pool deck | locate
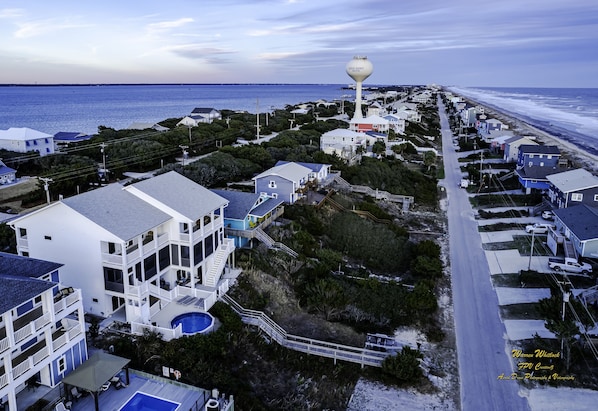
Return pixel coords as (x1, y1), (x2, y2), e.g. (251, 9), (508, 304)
(67, 370), (212, 411)
(150, 299), (210, 329)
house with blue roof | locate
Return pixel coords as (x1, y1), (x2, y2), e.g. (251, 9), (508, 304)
(53, 132), (92, 152)
(516, 145), (562, 193)
(546, 168), (598, 209)
(0, 252), (87, 411)
(10, 171), (235, 341)
(547, 205), (598, 259)
(0, 160), (16, 185)
(211, 189), (284, 248)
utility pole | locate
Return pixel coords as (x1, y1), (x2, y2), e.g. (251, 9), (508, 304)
(39, 177), (53, 204)
(288, 119), (295, 129)
(187, 125), (192, 144)
(100, 142), (107, 182)
(256, 98), (260, 141)
(179, 145), (188, 167)
(528, 228), (535, 271)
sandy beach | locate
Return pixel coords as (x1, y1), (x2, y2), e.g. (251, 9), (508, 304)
(457, 96), (598, 175)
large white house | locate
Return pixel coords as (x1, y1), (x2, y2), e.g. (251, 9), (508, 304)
(0, 128), (54, 157)
(10, 171), (235, 339)
(320, 128), (366, 164)
(0, 253), (87, 411)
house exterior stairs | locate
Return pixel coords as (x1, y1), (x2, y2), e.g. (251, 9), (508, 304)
(204, 238), (235, 287)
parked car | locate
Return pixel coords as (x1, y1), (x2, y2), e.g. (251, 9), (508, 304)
(541, 210), (554, 220)
(548, 257), (593, 275)
(525, 223), (555, 234)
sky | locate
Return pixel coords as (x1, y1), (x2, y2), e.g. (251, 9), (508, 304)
(0, 0), (597, 87)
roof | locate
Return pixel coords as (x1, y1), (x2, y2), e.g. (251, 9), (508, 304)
(554, 205), (598, 241)
(53, 132), (91, 142)
(211, 189), (284, 219)
(0, 127), (52, 141)
(129, 171), (228, 220)
(0, 252), (61, 313)
(0, 275), (54, 314)
(0, 251), (62, 278)
(517, 166), (565, 180)
(274, 161), (330, 173)
(62, 351), (131, 393)
(322, 128), (364, 138)
(210, 189), (261, 220)
(519, 144), (561, 155)
(62, 184), (172, 241)
(253, 162), (311, 183)
(546, 168), (598, 192)
(192, 108), (219, 114)
(505, 136), (536, 145)
(0, 160), (16, 175)
(251, 197), (284, 217)
(350, 115), (389, 124)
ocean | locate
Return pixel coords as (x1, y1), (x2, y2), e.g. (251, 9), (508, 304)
(448, 86), (598, 156)
(0, 84), (346, 135)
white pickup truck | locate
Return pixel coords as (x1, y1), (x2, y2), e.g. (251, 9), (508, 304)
(548, 257), (593, 275)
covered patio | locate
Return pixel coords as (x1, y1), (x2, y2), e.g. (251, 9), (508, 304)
(61, 352), (130, 411)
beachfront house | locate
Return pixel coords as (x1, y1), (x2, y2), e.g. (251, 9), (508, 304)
(275, 161), (332, 184)
(0, 253), (87, 411)
(9, 171), (235, 339)
(349, 115), (390, 134)
(210, 189), (285, 248)
(0, 160), (16, 185)
(546, 168), (598, 209)
(366, 101), (384, 117)
(547, 205), (598, 259)
(516, 145), (561, 169)
(503, 136), (537, 162)
(253, 162), (313, 204)
(320, 128), (367, 164)
(53, 132), (92, 152)
(0, 127), (54, 157)
(383, 114), (406, 135)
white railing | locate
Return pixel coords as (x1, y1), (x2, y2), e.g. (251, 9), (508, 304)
(179, 232), (190, 242)
(53, 333), (68, 350)
(254, 228), (298, 258)
(34, 312), (51, 331)
(68, 324), (83, 340)
(204, 239), (235, 287)
(127, 282), (149, 298)
(148, 283), (175, 302)
(13, 359), (32, 379)
(33, 346), (49, 364)
(55, 289), (82, 314)
(221, 295), (388, 368)
(131, 321), (183, 342)
(101, 252), (122, 265)
(157, 232), (169, 247)
(0, 336), (9, 353)
(14, 324), (33, 344)
(0, 373), (7, 389)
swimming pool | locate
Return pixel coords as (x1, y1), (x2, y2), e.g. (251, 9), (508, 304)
(171, 312), (215, 335)
(118, 392), (179, 411)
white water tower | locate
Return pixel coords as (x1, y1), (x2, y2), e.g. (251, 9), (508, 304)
(346, 56), (373, 119)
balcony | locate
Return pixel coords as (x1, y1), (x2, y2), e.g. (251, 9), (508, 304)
(101, 251), (123, 265)
(12, 341), (49, 380)
(52, 318), (84, 351)
(54, 289), (81, 314)
(13, 309), (51, 344)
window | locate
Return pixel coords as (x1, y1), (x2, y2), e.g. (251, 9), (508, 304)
(58, 356), (67, 374)
(44, 235), (52, 240)
(194, 241), (203, 263)
(19, 228), (27, 238)
(34, 295), (42, 304)
(539, 162), (544, 167)
(571, 193), (583, 202)
(158, 246), (170, 271)
(594, 194), (598, 202)
(528, 162), (533, 167)
(268, 180), (277, 189)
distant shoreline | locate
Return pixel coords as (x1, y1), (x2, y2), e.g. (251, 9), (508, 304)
(452, 93), (598, 175)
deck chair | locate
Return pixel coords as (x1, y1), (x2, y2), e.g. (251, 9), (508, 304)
(70, 387), (82, 399)
(55, 402), (69, 411)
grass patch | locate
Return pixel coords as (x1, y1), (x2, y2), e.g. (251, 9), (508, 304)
(493, 270), (597, 289)
(500, 303), (543, 320)
(478, 222), (525, 232)
(478, 209), (529, 219)
(482, 235), (551, 256)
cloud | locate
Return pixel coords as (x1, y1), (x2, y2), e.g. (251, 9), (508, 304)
(167, 44), (237, 64)
(146, 17), (194, 32)
(0, 8), (24, 19)
(14, 19), (92, 39)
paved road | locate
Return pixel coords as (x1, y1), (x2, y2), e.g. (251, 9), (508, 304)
(439, 98), (530, 411)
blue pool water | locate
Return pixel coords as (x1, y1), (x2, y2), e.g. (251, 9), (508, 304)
(118, 392), (179, 411)
(171, 312), (214, 334)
